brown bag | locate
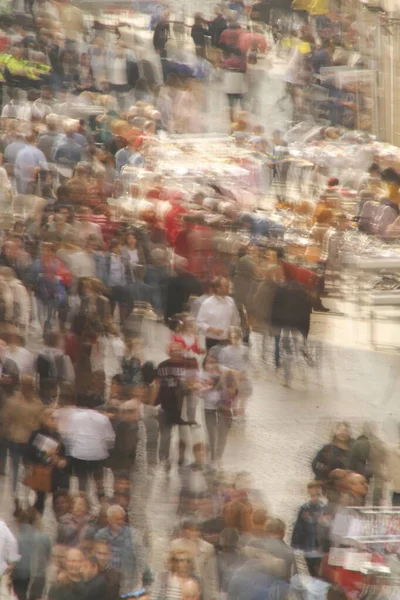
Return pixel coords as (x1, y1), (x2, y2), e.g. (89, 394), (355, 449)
(24, 464), (53, 493)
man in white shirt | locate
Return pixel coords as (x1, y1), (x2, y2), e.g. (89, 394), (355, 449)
(196, 277), (240, 351)
(62, 405), (115, 499)
(0, 520), (20, 578)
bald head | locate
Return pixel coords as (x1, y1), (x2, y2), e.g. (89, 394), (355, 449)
(107, 505), (126, 531)
(181, 579), (201, 600)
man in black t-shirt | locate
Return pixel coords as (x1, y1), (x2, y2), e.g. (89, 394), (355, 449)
(156, 342), (196, 468)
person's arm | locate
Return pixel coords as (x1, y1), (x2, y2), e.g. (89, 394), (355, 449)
(3, 524), (21, 567)
(104, 416), (116, 450)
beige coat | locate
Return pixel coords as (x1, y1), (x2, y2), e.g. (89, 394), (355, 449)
(169, 538), (219, 600)
(1, 393), (43, 443)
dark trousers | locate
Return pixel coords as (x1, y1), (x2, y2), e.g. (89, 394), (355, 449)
(158, 412), (186, 465)
(109, 286), (132, 323)
(305, 557), (322, 578)
(204, 409), (217, 462)
(393, 492), (400, 506)
(70, 457), (105, 498)
(13, 579), (30, 600)
(205, 338), (227, 351)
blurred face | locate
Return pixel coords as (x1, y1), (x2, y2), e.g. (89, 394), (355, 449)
(66, 549), (83, 580)
(173, 553), (191, 576)
(184, 526), (200, 542)
(229, 331), (241, 346)
(108, 510), (125, 531)
(94, 543), (110, 569)
(335, 423), (350, 443)
(72, 497), (88, 518)
(55, 495), (70, 516)
(126, 234), (137, 248)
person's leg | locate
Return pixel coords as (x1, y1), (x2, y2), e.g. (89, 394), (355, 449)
(33, 491), (46, 515)
(9, 441), (21, 494)
(29, 576), (46, 600)
(204, 409), (218, 463)
(92, 460), (105, 500)
(13, 579), (30, 600)
(216, 412), (232, 462)
(158, 412), (173, 465)
(372, 475), (384, 506)
(72, 458), (88, 492)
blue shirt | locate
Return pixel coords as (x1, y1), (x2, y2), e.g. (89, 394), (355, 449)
(15, 145), (48, 185)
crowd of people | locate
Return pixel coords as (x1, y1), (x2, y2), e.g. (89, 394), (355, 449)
(0, 1), (397, 600)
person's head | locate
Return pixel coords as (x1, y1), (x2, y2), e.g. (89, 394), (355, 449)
(109, 239), (122, 255)
(93, 540), (111, 570)
(368, 162), (380, 178)
(203, 354), (219, 373)
(347, 472), (368, 500)
(126, 231), (138, 249)
(51, 544), (68, 569)
(72, 493), (91, 518)
(181, 579), (201, 600)
(181, 519), (201, 541)
(252, 508), (268, 530)
(333, 421), (351, 445)
(14, 505), (40, 527)
(119, 399), (140, 423)
(168, 548), (193, 576)
(307, 482), (322, 503)
(53, 490), (73, 518)
(81, 555), (100, 582)
(228, 326), (241, 347)
(65, 548), (83, 581)
(327, 177), (339, 189)
(265, 518), (285, 539)
(107, 505), (126, 532)
(212, 276), (229, 297)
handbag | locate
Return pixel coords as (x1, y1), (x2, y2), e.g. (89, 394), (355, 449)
(24, 463), (53, 493)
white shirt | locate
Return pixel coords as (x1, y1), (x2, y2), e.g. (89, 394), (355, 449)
(69, 250), (97, 279)
(110, 56), (128, 85)
(0, 521), (20, 576)
(196, 295), (240, 340)
(5, 346), (34, 375)
(62, 408), (115, 460)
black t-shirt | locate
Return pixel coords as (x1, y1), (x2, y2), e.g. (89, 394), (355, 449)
(156, 358), (193, 424)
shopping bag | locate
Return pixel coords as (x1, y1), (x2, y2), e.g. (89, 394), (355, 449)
(23, 464), (52, 493)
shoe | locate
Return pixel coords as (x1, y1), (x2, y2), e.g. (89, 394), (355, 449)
(314, 304), (330, 312)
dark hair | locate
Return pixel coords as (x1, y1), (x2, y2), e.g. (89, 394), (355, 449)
(181, 518), (200, 531)
(368, 162), (380, 174)
(141, 361), (157, 384)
